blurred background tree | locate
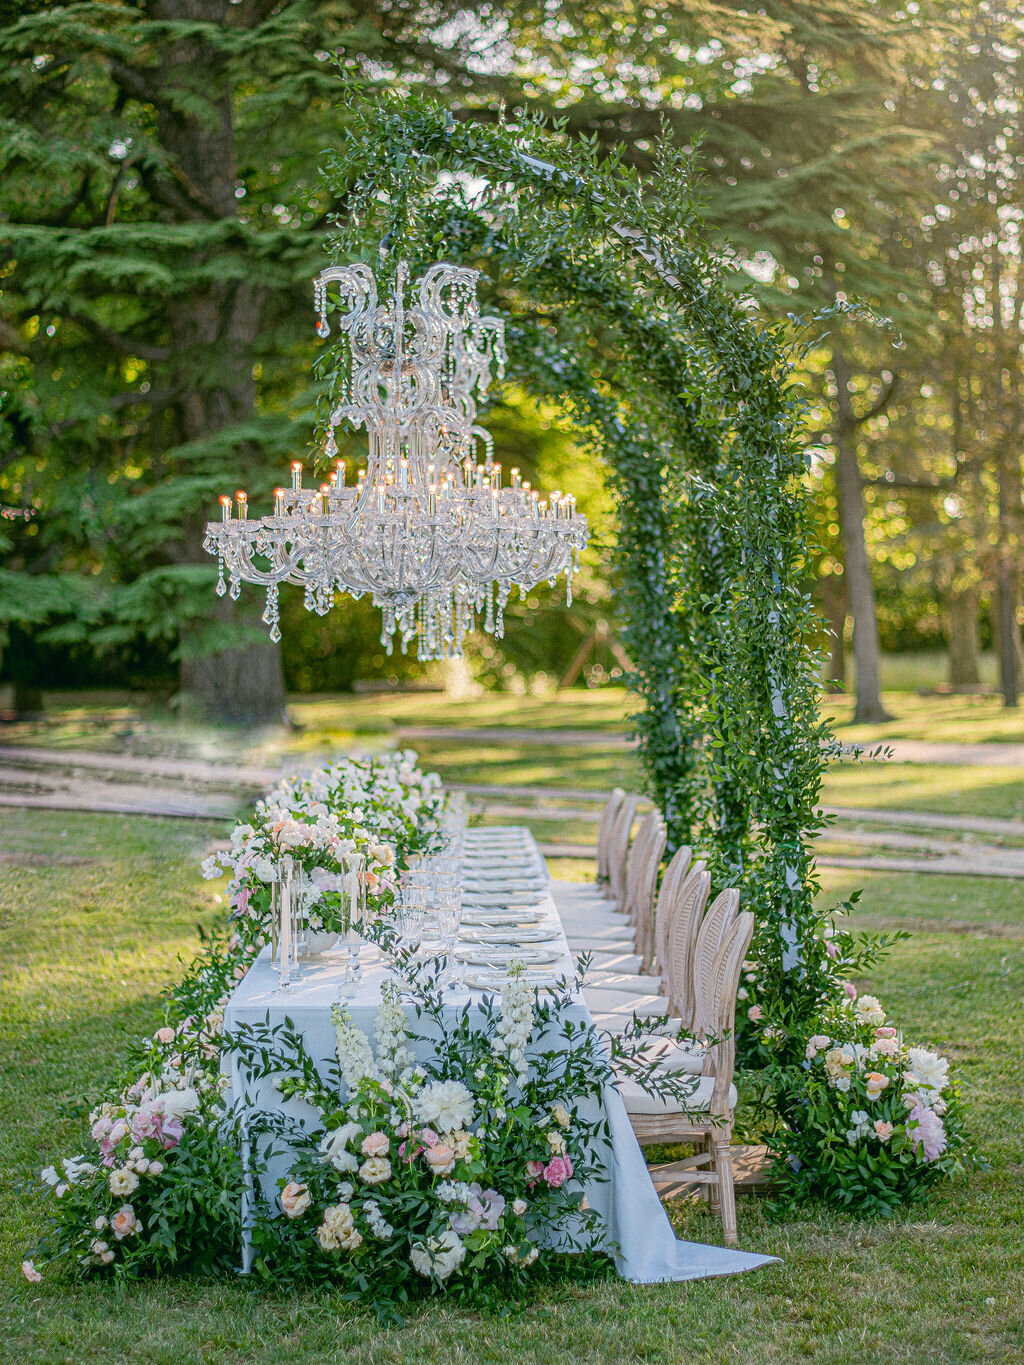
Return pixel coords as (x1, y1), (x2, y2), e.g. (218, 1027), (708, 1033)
(2, 0), (1023, 715)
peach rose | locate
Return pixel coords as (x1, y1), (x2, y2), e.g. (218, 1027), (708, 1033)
(280, 1180), (312, 1219)
(111, 1205), (141, 1240)
(155, 1027), (175, 1044)
(21, 1260), (42, 1284)
(423, 1144), (456, 1176)
(361, 1131), (390, 1158)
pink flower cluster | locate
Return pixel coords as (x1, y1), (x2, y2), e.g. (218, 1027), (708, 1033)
(91, 1102), (183, 1166)
(907, 1103), (948, 1162)
(525, 1155), (574, 1189)
(449, 1185), (506, 1234)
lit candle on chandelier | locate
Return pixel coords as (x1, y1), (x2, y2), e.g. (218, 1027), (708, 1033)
(510, 467), (521, 490)
(335, 458), (346, 486)
(376, 483), (386, 513)
(463, 457), (474, 485)
(235, 490), (248, 519)
(530, 489), (539, 520)
(291, 461), (303, 491)
(490, 486), (499, 517)
(219, 495), (232, 521)
(398, 457), (409, 489)
(273, 487), (285, 516)
(491, 463), (502, 490)
(319, 484), (330, 513)
(428, 484), (437, 515)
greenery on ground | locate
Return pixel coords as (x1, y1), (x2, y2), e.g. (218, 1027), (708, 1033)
(3, 810), (1022, 1363)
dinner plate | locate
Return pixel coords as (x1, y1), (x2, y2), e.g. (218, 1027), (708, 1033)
(458, 945), (564, 967)
(460, 926), (560, 944)
(461, 910), (547, 927)
(463, 891), (543, 906)
(465, 971), (564, 992)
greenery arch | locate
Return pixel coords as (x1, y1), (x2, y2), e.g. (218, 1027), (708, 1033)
(318, 88), (864, 1055)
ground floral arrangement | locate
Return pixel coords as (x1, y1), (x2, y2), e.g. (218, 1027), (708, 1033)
(229, 962), (615, 1313)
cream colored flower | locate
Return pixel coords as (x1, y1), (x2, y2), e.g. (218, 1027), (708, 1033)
(360, 1131), (390, 1158)
(551, 1103), (571, 1130)
(358, 1156), (392, 1185)
(316, 1202), (362, 1252)
(423, 1144), (456, 1176)
(410, 1230), (466, 1280)
(108, 1167), (140, 1198)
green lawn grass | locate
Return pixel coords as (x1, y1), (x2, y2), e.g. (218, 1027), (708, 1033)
(3, 810), (1023, 1363)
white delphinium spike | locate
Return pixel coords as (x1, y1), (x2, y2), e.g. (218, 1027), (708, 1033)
(331, 1003), (378, 1088)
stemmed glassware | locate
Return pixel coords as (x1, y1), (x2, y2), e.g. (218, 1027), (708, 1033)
(396, 878), (426, 956)
(435, 875), (464, 991)
(337, 852), (367, 999)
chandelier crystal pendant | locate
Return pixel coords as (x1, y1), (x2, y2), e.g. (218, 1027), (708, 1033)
(203, 259), (589, 661)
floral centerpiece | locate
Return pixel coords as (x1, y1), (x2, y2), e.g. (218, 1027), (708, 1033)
(228, 964), (613, 1309)
(764, 990), (971, 1215)
(200, 752), (444, 948)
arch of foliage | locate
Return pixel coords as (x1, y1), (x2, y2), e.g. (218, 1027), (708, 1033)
(319, 88), (879, 1056)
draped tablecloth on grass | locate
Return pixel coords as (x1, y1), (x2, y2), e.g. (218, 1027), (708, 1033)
(223, 829), (777, 1283)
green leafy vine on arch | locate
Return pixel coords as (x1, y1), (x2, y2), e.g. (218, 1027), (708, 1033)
(316, 84), (855, 1049)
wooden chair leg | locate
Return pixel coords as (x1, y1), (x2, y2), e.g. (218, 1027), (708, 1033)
(705, 1135), (721, 1215)
(714, 1137), (738, 1247)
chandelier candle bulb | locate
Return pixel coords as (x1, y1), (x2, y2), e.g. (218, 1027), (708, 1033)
(290, 461), (302, 491)
(492, 463), (501, 489)
(399, 457), (409, 489)
(235, 492), (247, 519)
(219, 495), (232, 521)
(511, 467), (520, 490)
(274, 488), (285, 516)
(335, 459), (346, 486)
(428, 485), (437, 515)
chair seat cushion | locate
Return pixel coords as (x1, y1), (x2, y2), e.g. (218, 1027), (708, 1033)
(578, 948), (643, 973)
(616, 1074), (737, 1115)
(581, 971), (661, 994)
(589, 1012), (683, 1037)
(583, 987), (673, 1018)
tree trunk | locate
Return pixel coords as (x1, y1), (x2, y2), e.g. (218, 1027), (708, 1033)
(947, 586), (980, 689)
(830, 347), (892, 724)
(994, 564), (1020, 708)
(819, 572), (847, 691)
(149, 0), (285, 724)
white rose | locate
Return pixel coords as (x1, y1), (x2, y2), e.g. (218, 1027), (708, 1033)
(160, 1088), (200, 1120)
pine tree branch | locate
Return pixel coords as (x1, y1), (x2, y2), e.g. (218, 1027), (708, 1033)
(65, 312), (170, 362)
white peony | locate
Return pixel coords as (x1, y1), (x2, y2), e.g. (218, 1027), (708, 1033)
(415, 1080), (475, 1135)
(108, 1168), (140, 1197)
(905, 1047), (949, 1100)
(160, 1088), (200, 1120)
(409, 1230), (466, 1281)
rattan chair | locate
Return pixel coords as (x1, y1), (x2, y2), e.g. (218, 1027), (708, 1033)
(606, 792), (639, 908)
(617, 909), (754, 1246)
(596, 788), (625, 888)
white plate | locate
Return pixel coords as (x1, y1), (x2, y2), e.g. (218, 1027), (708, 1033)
(461, 910), (547, 927)
(460, 926), (560, 944)
(465, 971), (564, 992)
(458, 945), (564, 966)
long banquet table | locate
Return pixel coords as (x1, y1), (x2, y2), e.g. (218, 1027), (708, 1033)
(222, 826), (777, 1282)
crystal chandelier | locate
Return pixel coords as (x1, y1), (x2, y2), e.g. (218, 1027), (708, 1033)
(203, 259), (588, 661)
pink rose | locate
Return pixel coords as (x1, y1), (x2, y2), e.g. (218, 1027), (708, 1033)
(361, 1131), (390, 1158)
(233, 966), (246, 979)
(155, 1027), (175, 1045)
(875, 1026), (898, 1039)
(746, 1005), (763, 1022)
(844, 983), (857, 1000)
(543, 1155), (574, 1188)
(21, 1260), (42, 1284)
(423, 1144), (456, 1175)
(525, 1159), (545, 1188)
(395, 1122), (410, 1139)
(874, 1120), (894, 1143)
(91, 1116), (113, 1144)
(419, 1127), (439, 1148)
(147, 1161), (164, 1176)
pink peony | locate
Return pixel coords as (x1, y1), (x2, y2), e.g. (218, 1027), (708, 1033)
(874, 1120), (894, 1143)
(875, 1026), (898, 1039)
(419, 1127), (439, 1148)
(907, 1103), (947, 1162)
(361, 1131), (390, 1158)
(543, 1155), (574, 1188)
(160, 1115), (184, 1149)
(21, 1260), (42, 1284)
(155, 1027), (175, 1045)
